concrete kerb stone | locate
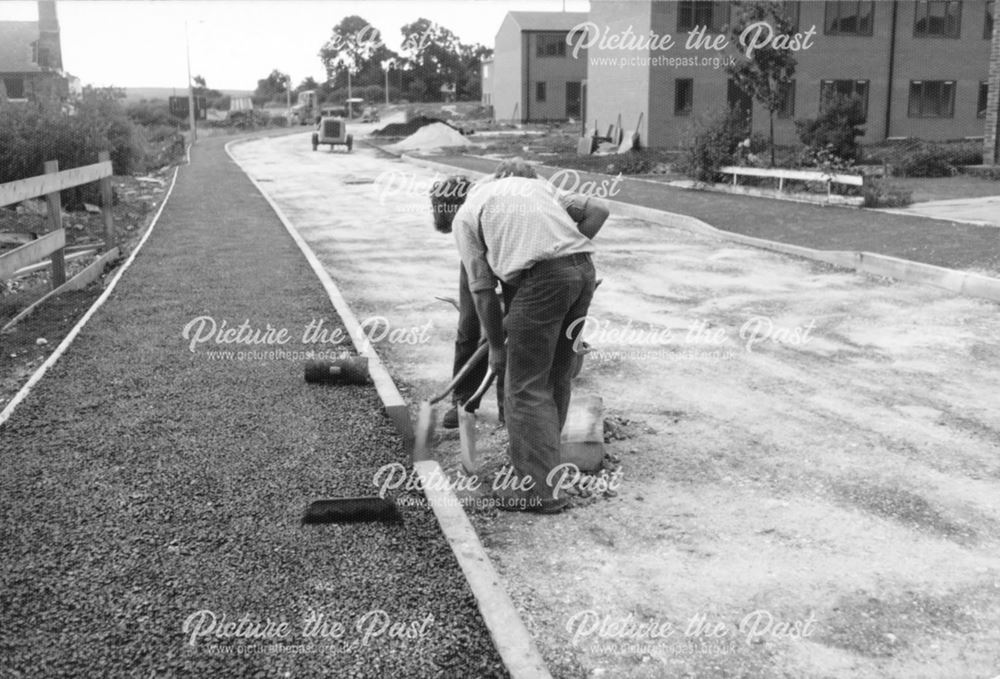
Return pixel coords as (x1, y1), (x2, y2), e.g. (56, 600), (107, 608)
(225, 139), (554, 679)
(224, 138), (414, 447)
(399, 154), (1000, 305)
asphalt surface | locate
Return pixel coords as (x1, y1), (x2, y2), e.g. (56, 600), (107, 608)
(0, 135), (507, 678)
(415, 153), (1000, 275)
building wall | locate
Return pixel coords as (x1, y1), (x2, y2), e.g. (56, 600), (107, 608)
(492, 15), (523, 122)
(986, 3), (1000, 163)
(888, 0), (993, 140)
(586, 0), (993, 148)
(586, 0), (653, 144)
(523, 31), (588, 121)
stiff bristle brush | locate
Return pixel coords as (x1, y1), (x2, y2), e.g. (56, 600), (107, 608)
(301, 497), (402, 525)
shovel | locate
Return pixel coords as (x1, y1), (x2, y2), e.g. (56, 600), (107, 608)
(412, 340), (489, 462)
(458, 366), (497, 474)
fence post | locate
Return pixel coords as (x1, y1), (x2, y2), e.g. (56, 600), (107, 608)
(43, 160), (67, 288)
(98, 151), (115, 248)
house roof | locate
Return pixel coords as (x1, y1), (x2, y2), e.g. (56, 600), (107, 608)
(0, 22), (41, 73)
(507, 11), (589, 32)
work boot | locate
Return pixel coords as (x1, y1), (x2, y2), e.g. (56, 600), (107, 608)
(493, 487), (570, 514)
(442, 406), (459, 429)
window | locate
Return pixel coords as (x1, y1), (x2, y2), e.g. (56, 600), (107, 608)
(987, 1), (995, 38)
(675, 79), (693, 116)
(536, 33), (566, 58)
(977, 81), (989, 118)
(2, 77), (25, 99)
(914, 1), (962, 37)
(821, 79), (870, 119)
(777, 80), (796, 118)
(824, 1), (874, 35)
(677, 1), (730, 32)
(908, 80), (956, 117)
(536, 81), (547, 102)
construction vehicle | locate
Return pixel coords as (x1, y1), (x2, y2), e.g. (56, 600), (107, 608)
(312, 115), (353, 152)
(292, 90), (319, 125)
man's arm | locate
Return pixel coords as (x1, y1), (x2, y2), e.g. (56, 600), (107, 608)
(560, 192), (610, 239)
(453, 204), (505, 373)
(472, 289), (505, 375)
(571, 198), (609, 239)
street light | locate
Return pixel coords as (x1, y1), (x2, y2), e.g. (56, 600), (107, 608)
(184, 20), (196, 143)
(382, 58), (395, 106)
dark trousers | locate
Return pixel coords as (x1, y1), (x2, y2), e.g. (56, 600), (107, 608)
(452, 264), (510, 412)
(504, 253), (596, 500)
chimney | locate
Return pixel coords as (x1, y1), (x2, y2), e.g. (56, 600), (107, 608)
(36, 1), (62, 71)
(38, 0), (59, 33)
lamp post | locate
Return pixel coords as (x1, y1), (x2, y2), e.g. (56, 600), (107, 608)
(286, 75), (292, 123)
(383, 58), (395, 106)
(184, 20), (196, 143)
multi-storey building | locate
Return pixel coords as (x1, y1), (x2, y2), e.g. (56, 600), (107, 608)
(483, 11), (589, 122)
(578, 1), (997, 148)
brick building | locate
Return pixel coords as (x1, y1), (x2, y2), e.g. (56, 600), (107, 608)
(582, 0), (996, 148)
(0, 0), (67, 106)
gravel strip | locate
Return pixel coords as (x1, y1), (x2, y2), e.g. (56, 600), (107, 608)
(415, 153), (1000, 275)
(0, 135), (507, 678)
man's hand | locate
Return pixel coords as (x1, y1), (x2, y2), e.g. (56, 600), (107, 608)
(488, 343), (506, 377)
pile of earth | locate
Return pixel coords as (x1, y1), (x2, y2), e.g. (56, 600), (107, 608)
(371, 115), (462, 137)
(387, 122), (473, 153)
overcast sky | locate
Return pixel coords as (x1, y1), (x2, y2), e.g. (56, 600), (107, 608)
(0, 0), (590, 91)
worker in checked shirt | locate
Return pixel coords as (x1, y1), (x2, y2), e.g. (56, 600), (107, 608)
(440, 173), (609, 513)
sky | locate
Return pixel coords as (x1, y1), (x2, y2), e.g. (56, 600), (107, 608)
(0, 0), (591, 91)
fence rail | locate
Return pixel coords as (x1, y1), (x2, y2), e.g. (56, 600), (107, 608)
(0, 153), (118, 332)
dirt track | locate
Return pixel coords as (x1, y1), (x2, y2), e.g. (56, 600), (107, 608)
(232, 133), (1000, 679)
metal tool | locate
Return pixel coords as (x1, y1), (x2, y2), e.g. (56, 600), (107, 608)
(412, 340), (489, 462)
(458, 367), (497, 474)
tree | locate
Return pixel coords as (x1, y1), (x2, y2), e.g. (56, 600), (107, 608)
(727, 1), (797, 166)
(254, 69), (290, 105)
(398, 19), (463, 100)
(296, 76), (320, 94)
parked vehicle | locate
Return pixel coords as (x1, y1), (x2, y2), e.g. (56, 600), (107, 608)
(361, 106), (380, 123)
(312, 116), (353, 152)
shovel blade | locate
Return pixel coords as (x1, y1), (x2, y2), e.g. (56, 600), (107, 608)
(412, 401), (435, 462)
(458, 408), (479, 474)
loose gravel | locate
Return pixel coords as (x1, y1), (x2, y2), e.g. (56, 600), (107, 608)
(0, 135), (507, 678)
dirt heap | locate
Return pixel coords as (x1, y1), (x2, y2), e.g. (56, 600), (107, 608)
(371, 115), (459, 137)
(387, 122), (472, 153)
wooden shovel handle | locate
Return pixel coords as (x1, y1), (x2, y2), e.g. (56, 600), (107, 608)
(430, 340), (489, 404)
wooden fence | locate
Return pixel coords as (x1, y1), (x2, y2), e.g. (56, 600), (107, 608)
(0, 152), (120, 332)
(719, 165), (867, 203)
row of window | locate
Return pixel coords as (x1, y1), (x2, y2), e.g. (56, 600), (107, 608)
(537, 1), (996, 59)
(672, 1), (994, 40)
(672, 78), (992, 119)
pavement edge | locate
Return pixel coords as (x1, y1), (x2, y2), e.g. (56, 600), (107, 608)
(224, 137), (554, 679)
(401, 154), (1000, 305)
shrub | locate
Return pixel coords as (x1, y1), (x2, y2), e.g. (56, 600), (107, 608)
(863, 138), (983, 177)
(0, 95), (146, 186)
(863, 177), (913, 207)
(795, 93), (866, 161)
(676, 108), (750, 182)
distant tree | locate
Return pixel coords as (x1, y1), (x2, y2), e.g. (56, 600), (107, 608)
(398, 19), (464, 100)
(727, 1), (797, 166)
(296, 76), (321, 94)
(253, 69), (291, 105)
